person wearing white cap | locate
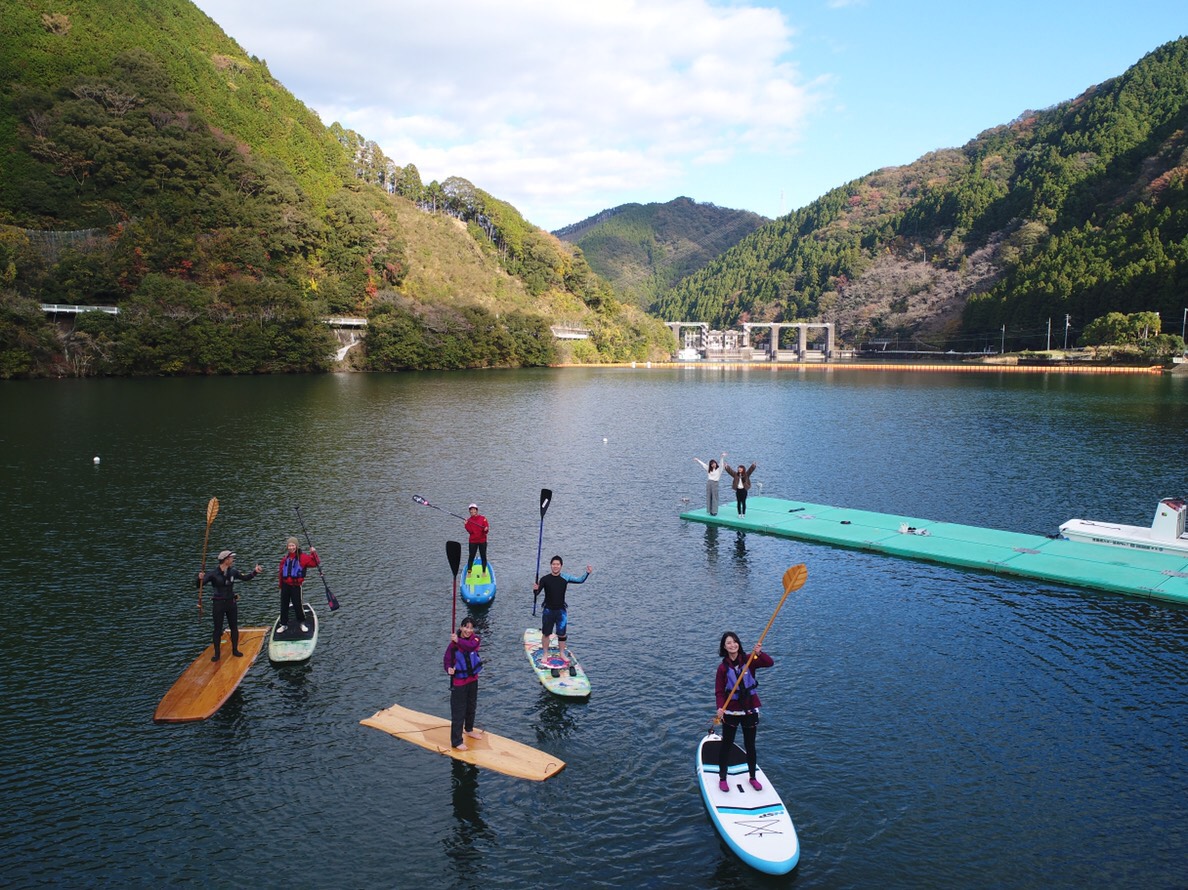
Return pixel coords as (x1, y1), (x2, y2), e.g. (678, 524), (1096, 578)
(463, 504), (490, 577)
(197, 550), (263, 661)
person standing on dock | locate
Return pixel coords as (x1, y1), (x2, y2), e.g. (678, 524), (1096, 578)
(694, 452), (728, 516)
(715, 631), (773, 792)
(444, 617), (484, 750)
(533, 555), (592, 658)
(197, 550), (263, 661)
(724, 461), (757, 516)
(277, 536), (319, 635)
(463, 504), (490, 576)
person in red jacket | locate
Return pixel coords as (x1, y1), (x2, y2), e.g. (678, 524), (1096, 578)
(277, 536), (319, 635)
(715, 631), (774, 792)
(463, 504), (490, 576)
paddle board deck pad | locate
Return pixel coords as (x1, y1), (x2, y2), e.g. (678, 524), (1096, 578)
(697, 733), (799, 875)
(361, 703), (565, 781)
(460, 561), (496, 605)
(268, 602), (318, 662)
(153, 628), (268, 723)
(523, 628), (591, 697)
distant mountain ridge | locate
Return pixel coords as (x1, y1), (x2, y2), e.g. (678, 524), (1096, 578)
(554, 197), (767, 307)
(653, 37), (1188, 354)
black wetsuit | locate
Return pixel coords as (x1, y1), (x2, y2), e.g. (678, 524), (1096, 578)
(199, 566), (259, 657)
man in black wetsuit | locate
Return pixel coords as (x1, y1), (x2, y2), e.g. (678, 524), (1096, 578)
(197, 550), (263, 661)
(532, 555), (592, 658)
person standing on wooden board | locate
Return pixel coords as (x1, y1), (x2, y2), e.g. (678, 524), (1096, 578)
(197, 550), (263, 661)
(715, 631), (773, 792)
(533, 556), (592, 658)
(693, 452), (728, 516)
(277, 536), (319, 634)
(724, 461), (757, 516)
(463, 504), (490, 575)
(444, 617), (484, 750)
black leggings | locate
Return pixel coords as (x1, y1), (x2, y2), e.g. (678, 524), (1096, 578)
(467, 542), (488, 572)
(450, 681), (478, 747)
(735, 488), (748, 515)
(719, 711), (758, 781)
(212, 598), (238, 653)
(280, 583), (303, 624)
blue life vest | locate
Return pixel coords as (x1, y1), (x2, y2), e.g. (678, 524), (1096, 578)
(724, 660), (758, 705)
(452, 647), (482, 680)
(281, 554), (306, 581)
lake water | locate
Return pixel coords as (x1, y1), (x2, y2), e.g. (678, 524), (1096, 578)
(1, 367), (1186, 888)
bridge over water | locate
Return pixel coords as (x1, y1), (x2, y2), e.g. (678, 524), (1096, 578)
(666, 321), (836, 361)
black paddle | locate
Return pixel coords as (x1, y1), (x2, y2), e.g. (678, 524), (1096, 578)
(295, 506), (340, 611)
(447, 540), (462, 633)
(532, 488), (553, 616)
(413, 495), (467, 521)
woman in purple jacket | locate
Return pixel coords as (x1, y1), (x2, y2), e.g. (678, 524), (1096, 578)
(715, 631), (774, 792)
(444, 617), (484, 750)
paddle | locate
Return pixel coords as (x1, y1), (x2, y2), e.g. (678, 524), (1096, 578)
(447, 540), (462, 633)
(413, 495), (467, 522)
(295, 506), (340, 611)
(198, 497), (219, 616)
(532, 488), (553, 616)
(712, 563), (808, 732)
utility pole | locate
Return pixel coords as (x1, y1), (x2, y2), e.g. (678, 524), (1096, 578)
(1064, 314), (1071, 350)
(1047, 318), (1051, 351)
(1001, 324), (1005, 356)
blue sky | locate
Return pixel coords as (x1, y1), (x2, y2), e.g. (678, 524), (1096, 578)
(191, 1), (1186, 232)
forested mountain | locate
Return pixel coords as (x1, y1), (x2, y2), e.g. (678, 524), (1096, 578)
(0, 0), (669, 378)
(553, 197), (767, 308)
(654, 38), (1188, 354)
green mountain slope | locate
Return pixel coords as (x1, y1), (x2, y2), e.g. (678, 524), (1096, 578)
(654, 38), (1188, 354)
(0, 0), (668, 377)
(553, 197), (767, 308)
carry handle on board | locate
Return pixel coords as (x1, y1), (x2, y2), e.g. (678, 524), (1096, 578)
(532, 488), (553, 616)
(711, 564), (807, 733)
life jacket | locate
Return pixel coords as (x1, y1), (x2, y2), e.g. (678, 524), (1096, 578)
(452, 646), (482, 680)
(280, 554), (306, 582)
(724, 659), (758, 705)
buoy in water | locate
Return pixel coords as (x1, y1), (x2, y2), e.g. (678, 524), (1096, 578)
(603, 437), (608, 443)
(93, 456), (100, 464)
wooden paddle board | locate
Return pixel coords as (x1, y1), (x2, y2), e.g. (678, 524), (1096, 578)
(153, 627), (268, 723)
(268, 602), (318, 662)
(459, 560), (496, 605)
(522, 628), (591, 698)
(361, 703), (565, 781)
(696, 733), (799, 874)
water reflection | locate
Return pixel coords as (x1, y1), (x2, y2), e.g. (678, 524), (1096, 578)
(533, 692), (587, 743)
(444, 760), (492, 874)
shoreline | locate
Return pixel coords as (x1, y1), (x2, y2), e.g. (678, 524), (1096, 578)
(564, 360), (1167, 375)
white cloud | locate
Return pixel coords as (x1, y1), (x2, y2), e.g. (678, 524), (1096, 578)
(193, 0), (821, 228)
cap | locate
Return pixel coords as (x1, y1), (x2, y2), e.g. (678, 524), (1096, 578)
(217, 550), (235, 561)
(468, 503), (478, 510)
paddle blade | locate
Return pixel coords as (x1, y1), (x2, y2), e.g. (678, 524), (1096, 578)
(539, 488), (552, 518)
(413, 495), (430, 507)
(206, 497), (219, 526)
(782, 563), (808, 594)
(326, 587), (340, 611)
(447, 540), (462, 578)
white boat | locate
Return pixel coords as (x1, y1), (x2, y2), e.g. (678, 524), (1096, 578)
(1059, 498), (1188, 556)
(676, 347), (701, 361)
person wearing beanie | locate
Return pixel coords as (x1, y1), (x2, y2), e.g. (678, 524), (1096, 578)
(276, 536), (319, 636)
(463, 504), (490, 576)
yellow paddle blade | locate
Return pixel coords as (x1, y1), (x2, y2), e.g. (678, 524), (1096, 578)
(782, 563), (807, 594)
(206, 497), (219, 526)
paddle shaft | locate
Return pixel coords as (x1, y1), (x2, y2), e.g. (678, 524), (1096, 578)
(295, 506), (339, 611)
(413, 495), (467, 521)
(532, 489), (552, 616)
(717, 564), (806, 721)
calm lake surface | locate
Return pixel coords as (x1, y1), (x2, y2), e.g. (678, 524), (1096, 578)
(1, 366), (1186, 888)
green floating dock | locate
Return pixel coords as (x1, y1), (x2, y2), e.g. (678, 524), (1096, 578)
(681, 497), (1188, 606)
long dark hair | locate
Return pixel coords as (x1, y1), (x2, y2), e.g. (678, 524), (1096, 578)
(719, 631), (743, 659)
(708, 459), (719, 471)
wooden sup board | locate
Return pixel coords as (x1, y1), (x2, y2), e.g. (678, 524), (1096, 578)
(522, 628), (591, 698)
(268, 602), (318, 663)
(459, 560), (496, 605)
(696, 734), (799, 875)
(361, 703), (565, 781)
(153, 628), (268, 723)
